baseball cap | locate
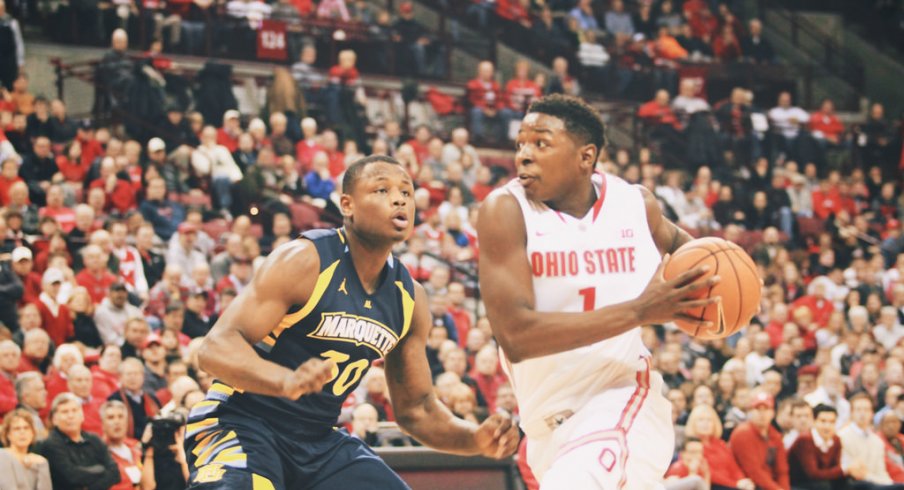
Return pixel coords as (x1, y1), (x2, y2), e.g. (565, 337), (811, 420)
(11, 246), (32, 262)
(109, 282), (128, 292)
(223, 109), (240, 121)
(42, 267), (65, 285)
(147, 137), (166, 153)
(798, 364), (820, 378)
(399, 1), (413, 13)
(143, 332), (162, 349)
(749, 391), (774, 409)
(887, 219), (901, 231)
(78, 119), (94, 131)
(177, 222), (198, 234)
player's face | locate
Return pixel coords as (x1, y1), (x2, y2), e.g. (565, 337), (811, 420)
(343, 163), (415, 243)
(515, 113), (595, 205)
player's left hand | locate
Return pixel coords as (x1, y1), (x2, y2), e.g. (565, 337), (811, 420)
(474, 412), (520, 459)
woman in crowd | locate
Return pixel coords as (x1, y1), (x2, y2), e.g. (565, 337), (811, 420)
(684, 405), (755, 490)
(0, 409), (52, 490)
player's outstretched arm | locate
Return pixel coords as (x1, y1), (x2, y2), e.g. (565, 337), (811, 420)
(198, 240), (334, 399)
(477, 193), (720, 363)
(385, 282), (519, 458)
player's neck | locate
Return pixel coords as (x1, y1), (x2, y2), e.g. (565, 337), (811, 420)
(546, 179), (597, 219)
(345, 228), (392, 294)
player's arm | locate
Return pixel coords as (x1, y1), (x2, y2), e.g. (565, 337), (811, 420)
(385, 282), (519, 458)
(477, 193), (719, 363)
(639, 185), (694, 255)
(198, 240), (334, 399)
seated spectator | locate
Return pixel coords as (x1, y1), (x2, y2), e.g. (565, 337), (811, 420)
(878, 410), (904, 483)
(100, 400), (152, 490)
(0, 157), (23, 207)
(873, 306), (904, 351)
(11, 247), (40, 307)
(75, 245), (117, 305)
(788, 404), (855, 489)
(470, 345), (506, 413)
(729, 391), (790, 490)
(839, 393), (897, 486)
(503, 60), (541, 124)
(141, 332), (168, 394)
(638, 89), (682, 131)
(17, 328), (51, 375)
(192, 126), (243, 216)
(39, 393), (120, 489)
(139, 177), (185, 241)
(809, 98), (845, 148)
(350, 402), (381, 446)
(15, 371), (48, 441)
(784, 399), (814, 450)
(166, 223), (207, 284)
(107, 358), (161, 440)
(0, 408), (51, 490)
(466, 61), (505, 145)
(146, 265), (187, 321)
(91, 345), (121, 401)
(67, 365), (103, 436)
(605, 0), (635, 43)
(183, 289), (211, 339)
(392, 2), (442, 78)
(0, 340), (18, 415)
(672, 79), (711, 119)
(576, 31), (610, 88)
(304, 151), (336, 201)
(652, 25), (689, 62)
(441, 128), (481, 172)
(569, 0), (599, 33)
(45, 344), (83, 410)
(18, 137), (56, 207)
(316, 0), (348, 20)
(741, 19), (775, 64)
(88, 157), (136, 215)
(664, 437), (711, 489)
(36, 267), (73, 346)
(684, 404), (754, 489)
(713, 24), (743, 62)
(547, 57), (580, 97)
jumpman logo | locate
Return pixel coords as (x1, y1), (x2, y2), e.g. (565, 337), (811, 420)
(338, 279), (348, 295)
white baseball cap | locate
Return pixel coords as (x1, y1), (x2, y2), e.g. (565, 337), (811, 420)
(147, 137), (166, 153)
(42, 267), (65, 285)
(11, 246), (32, 262)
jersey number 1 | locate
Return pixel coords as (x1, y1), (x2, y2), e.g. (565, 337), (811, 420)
(320, 350), (369, 396)
(579, 287), (596, 311)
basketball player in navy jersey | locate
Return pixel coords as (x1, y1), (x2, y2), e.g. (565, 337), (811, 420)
(478, 95), (722, 488)
(185, 155), (519, 489)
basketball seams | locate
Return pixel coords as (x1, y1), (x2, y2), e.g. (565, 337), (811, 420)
(716, 241), (744, 332)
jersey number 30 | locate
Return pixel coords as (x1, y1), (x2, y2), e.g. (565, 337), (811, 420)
(320, 350), (369, 396)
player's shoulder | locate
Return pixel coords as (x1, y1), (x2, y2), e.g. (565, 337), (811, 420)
(256, 237), (322, 282)
(481, 180), (523, 218)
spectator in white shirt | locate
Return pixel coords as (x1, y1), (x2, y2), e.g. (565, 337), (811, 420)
(191, 126), (243, 217)
(768, 91), (810, 160)
(838, 393), (895, 485)
(746, 332), (775, 387)
(874, 306), (904, 351)
(804, 366), (850, 427)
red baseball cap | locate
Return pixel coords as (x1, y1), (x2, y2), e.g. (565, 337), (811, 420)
(749, 391), (774, 409)
(143, 332), (163, 349)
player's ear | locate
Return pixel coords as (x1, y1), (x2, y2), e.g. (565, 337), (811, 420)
(579, 143), (597, 171)
(339, 193), (354, 221)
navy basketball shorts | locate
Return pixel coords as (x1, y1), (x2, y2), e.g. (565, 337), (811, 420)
(184, 407), (410, 490)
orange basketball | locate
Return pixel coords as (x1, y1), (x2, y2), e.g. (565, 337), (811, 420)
(662, 237), (761, 339)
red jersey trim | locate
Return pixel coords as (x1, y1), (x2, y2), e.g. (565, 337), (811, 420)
(591, 173), (608, 223)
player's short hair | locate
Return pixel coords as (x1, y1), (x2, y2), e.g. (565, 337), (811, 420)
(342, 155), (402, 193)
(527, 94), (607, 157)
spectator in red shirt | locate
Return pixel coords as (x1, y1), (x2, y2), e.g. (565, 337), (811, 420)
(664, 437), (711, 488)
(215, 256), (253, 295)
(11, 246), (40, 306)
(729, 391), (791, 490)
(466, 60), (506, 145)
(713, 24), (743, 61)
(38, 185), (75, 234)
(878, 410), (904, 483)
(791, 280), (835, 327)
(91, 345), (121, 402)
(54, 140), (91, 188)
(0, 157), (23, 206)
(812, 172), (844, 220)
(75, 244), (118, 304)
(67, 364), (103, 436)
(35, 267), (73, 346)
(101, 399), (151, 490)
(89, 157), (136, 214)
(469, 345), (507, 413)
(504, 59), (542, 116)
(684, 404), (755, 489)
(295, 117), (323, 173)
(446, 282), (472, 347)
(638, 89), (682, 130)
(406, 125), (432, 165)
(75, 120), (104, 167)
(320, 129), (346, 178)
(788, 404), (857, 488)
(0, 340), (20, 416)
(216, 110), (241, 153)
(809, 98), (845, 144)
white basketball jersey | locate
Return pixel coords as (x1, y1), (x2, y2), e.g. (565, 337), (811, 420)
(493, 172), (661, 436)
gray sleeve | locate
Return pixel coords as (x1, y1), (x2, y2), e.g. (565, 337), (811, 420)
(35, 458), (53, 490)
(11, 19), (24, 67)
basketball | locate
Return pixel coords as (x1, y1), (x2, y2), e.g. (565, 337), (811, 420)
(662, 237), (761, 339)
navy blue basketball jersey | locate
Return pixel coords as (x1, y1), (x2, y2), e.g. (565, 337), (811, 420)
(189, 228), (416, 440)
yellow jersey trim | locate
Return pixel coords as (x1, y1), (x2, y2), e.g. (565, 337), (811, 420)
(395, 281), (415, 341)
(265, 259), (341, 344)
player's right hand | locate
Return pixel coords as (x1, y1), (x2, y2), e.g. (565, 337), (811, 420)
(634, 254), (722, 326)
(281, 358), (335, 400)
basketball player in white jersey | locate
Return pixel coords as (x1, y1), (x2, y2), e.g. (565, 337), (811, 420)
(477, 95), (721, 489)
